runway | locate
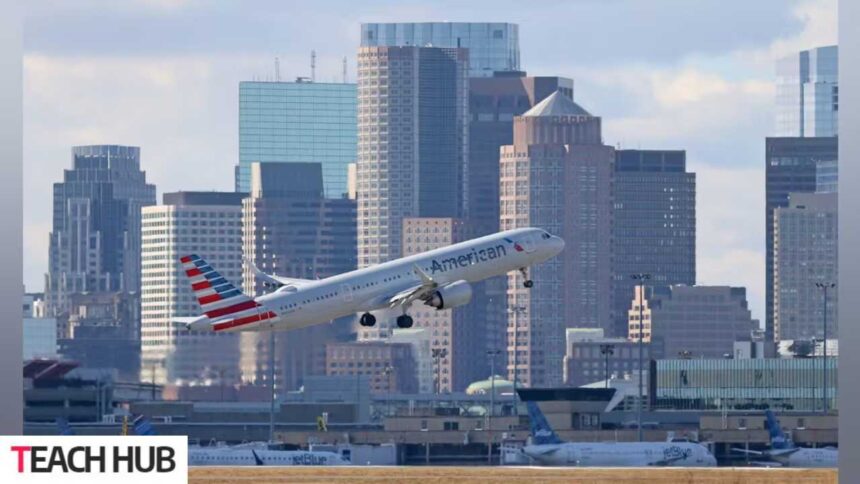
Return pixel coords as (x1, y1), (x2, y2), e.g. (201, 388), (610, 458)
(188, 466), (837, 483)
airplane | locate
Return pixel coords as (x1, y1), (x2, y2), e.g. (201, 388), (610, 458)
(187, 442), (351, 467)
(125, 415), (351, 466)
(176, 227), (564, 333)
(732, 410), (837, 468)
(521, 401), (717, 467)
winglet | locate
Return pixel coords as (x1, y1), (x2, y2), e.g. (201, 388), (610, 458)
(413, 264), (434, 285)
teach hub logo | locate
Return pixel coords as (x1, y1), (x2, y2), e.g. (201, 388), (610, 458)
(0, 436), (187, 483)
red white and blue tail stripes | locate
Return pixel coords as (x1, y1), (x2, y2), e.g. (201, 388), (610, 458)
(180, 254), (277, 332)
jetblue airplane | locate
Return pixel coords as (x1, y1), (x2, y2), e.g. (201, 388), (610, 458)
(177, 227), (564, 333)
(521, 401), (716, 467)
(125, 416), (350, 467)
(733, 410), (837, 468)
(187, 442), (351, 467)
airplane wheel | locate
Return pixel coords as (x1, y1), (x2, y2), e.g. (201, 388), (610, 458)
(524, 280), (534, 288)
(360, 313), (376, 327)
(396, 315), (414, 329)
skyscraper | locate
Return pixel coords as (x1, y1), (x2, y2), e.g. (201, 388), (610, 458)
(402, 217), (476, 392)
(775, 45), (838, 137)
(774, 192), (838, 341)
(765, 137), (837, 341)
(467, 73), (575, 377)
(356, 45), (469, 338)
(611, 150), (696, 338)
(140, 191), (245, 386)
(241, 162), (357, 392)
(46, 145), (156, 322)
(236, 81), (357, 197)
(500, 91), (614, 387)
(360, 22), (519, 78)
(629, 285), (757, 359)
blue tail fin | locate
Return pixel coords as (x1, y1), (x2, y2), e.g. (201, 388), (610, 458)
(132, 414), (157, 436)
(526, 401), (562, 445)
(764, 410), (792, 449)
(55, 418), (74, 436)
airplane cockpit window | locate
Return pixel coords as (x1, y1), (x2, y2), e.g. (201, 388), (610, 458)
(541, 231), (551, 240)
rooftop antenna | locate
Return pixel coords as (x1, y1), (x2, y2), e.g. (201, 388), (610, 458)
(342, 57), (347, 83)
(311, 50), (317, 82)
(274, 57), (281, 82)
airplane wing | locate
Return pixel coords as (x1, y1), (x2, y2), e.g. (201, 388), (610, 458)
(248, 260), (314, 288)
(650, 455), (689, 466)
(386, 265), (439, 309)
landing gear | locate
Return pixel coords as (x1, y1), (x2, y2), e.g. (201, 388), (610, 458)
(359, 313), (376, 327)
(396, 314), (414, 329)
(519, 268), (534, 288)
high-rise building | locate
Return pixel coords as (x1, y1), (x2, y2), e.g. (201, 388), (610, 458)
(46, 145), (156, 320)
(140, 191), (246, 385)
(629, 285), (758, 359)
(236, 81), (357, 197)
(356, 45), (468, 295)
(360, 22), (519, 78)
(775, 45), (838, 137)
(765, 136), (838, 341)
(241, 162), (357, 393)
(401, 217), (478, 392)
(774, 192), (838, 341)
(325, 341), (418, 395)
(59, 292), (141, 380)
(467, 73), (575, 377)
(500, 91), (614, 387)
(611, 150), (696, 338)
(562, 328), (650, 388)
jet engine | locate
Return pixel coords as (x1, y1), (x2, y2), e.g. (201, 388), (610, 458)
(425, 280), (472, 310)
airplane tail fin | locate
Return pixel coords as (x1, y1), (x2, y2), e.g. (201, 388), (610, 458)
(132, 414), (157, 436)
(526, 401), (563, 445)
(765, 410), (792, 449)
(180, 254), (255, 318)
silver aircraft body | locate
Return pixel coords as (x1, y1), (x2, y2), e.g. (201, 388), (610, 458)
(522, 402), (717, 467)
(177, 227), (564, 333)
(188, 443), (350, 467)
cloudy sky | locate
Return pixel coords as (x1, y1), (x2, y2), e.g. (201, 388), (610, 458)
(23, 0), (837, 321)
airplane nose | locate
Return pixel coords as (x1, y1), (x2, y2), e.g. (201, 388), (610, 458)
(551, 236), (565, 254)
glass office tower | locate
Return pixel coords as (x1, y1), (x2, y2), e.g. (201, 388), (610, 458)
(775, 45), (838, 137)
(361, 22), (520, 78)
(236, 81), (357, 198)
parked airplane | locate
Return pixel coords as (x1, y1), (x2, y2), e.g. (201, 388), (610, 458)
(521, 401), (717, 467)
(124, 416), (351, 466)
(732, 410), (837, 468)
(187, 442), (351, 467)
(177, 227), (564, 333)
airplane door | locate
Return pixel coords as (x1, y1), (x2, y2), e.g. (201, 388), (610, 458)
(341, 283), (353, 303)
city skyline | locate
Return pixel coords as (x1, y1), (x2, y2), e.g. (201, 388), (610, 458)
(22, 1), (838, 322)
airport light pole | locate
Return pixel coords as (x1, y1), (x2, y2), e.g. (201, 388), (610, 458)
(268, 330), (276, 443)
(383, 365), (394, 418)
(487, 349), (502, 464)
(815, 282), (835, 413)
(508, 305), (527, 415)
(600, 344), (615, 389)
(630, 273), (650, 443)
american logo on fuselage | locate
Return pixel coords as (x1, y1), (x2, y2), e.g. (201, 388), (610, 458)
(429, 244), (508, 274)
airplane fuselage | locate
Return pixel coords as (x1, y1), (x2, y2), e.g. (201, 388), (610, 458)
(192, 227), (563, 333)
(777, 448), (838, 468)
(522, 442), (717, 467)
(188, 447), (350, 466)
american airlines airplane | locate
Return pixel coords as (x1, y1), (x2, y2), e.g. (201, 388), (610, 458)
(733, 410), (837, 468)
(177, 227), (564, 333)
(521, 401), (717, 467)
